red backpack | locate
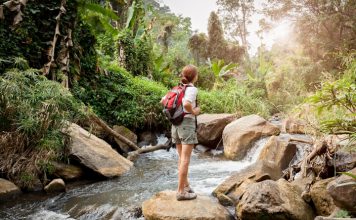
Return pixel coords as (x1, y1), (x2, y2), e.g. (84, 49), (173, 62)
(162, 84), (190, 125)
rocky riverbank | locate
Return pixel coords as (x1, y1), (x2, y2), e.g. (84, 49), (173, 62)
(1, 114), (355, 220)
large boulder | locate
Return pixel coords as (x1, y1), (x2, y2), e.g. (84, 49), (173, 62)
(66, 123), (133, 178)
(310, 177), (337, 216)
(142, 190), (232, 220)
(213, 160), (282, 206)
(52, 162), (83, 181)
(113, 125), (137, 152)
(237, 179), (315, 220)
(0, 178), (21, 200)
(44, 178), (66, 193)
(197, 114), (237, 149)
(327, 168), (356, 214)
(258, 136), (297, 170)
(223, 115), (280, 160)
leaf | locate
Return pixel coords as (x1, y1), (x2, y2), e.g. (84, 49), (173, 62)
(125, 1), (136, 29)
(83, 2), (119, 21)
(338, 172), (356, 180)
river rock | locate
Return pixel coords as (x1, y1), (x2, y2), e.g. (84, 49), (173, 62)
(327, 168), (356, 214)
(223, 115), (280, 160)
(53, 162), (83, 181)
(281, 117), (306, 134)
(142, 190), (232, 220)
(258, 136), (297, 170)
(66, 123), (133, 178)
(237, 179), (315, 220)
(44, 178), (66, 193)
(113, 125), (137, 152)
(213, 160), (282, 205)
(197, 114), (237, 149)
(138, 131), (157, 147)
(0, 178), (21, 200)
(327, 151), (356, 172)
(310, 177), (337, 216)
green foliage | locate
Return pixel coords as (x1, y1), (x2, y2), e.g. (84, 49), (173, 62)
(308, 53), (356, 137)
(78, 0), (120, 36)
(339, 172), (356, 180)
(0, 68), (86, 188)
(334, 209), (351, 218)
(199, 80), (271, 117)
(0, 0), (79, 73)
(117, 29), (154, 76)
(195, 66), (215, 90)
(72, 63), (168, 129)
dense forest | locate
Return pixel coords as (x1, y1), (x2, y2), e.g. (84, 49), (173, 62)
(0, 0), (355, 219)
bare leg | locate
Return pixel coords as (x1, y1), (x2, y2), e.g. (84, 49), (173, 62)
(176, 144), (190, 189)
(177, 144), (194, 193)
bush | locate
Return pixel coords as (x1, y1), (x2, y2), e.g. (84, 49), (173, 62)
(0, 68), (86, 188)
(72, 63), (168, 130)
(195, 65), (215, 90)
(308, 53), (356, 150)
(199, 80), (272, 117)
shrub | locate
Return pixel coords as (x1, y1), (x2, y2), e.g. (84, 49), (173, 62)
(0, 68), (86, 188)
(72, 63), (168, 130)
(199, 80), (272, 117)
(308, 53), (355, 151)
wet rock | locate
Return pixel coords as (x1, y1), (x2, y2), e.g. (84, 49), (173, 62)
(195, 144), (210, 153)
(213, 160), (282, 205)
(197, 114), (237, 149)
(327, 168), (356, 214)
(0, 178), (21, 200)
(258, 136), (297, 170)
(113, 125), (137, 152)
(44, 178), (66, 193)
(327, 151), (356, 172)
(138, 131), (157, 147)
(310, 177), (337, 216)
(52, 162), (83, 181)
(282, 118), (306, 134)
(142, 190), (232, 220)
(66, 123), (133, 178)
(78, 117), (108, 139)
(237, 179), (315, 220)
(223, 115), (280, 160)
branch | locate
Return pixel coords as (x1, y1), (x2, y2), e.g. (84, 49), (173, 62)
(127, 139), (172, 161)
(89, 114), (140, 152)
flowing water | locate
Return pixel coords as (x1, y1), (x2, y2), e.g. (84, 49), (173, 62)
(0, 134), (311, 220)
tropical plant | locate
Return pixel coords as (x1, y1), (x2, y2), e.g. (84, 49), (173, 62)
(208, 59), (238, 88)
(0, 68), (86, 188)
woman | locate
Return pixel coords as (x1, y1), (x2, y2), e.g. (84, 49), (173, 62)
(172, 65), (200, 201)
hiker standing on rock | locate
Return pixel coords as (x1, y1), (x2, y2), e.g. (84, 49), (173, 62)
(161, 65), (200, 200)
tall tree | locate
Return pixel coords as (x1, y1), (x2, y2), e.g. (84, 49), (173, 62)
(188, 33), (208, 65)
(207, 12), (226, 59)
(217, 0), (254, 50)
(264, 0), (356, 70)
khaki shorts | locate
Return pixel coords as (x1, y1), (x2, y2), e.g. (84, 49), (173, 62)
(171, 117), (198, 145)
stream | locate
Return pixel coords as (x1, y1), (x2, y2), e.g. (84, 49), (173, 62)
(0, 134), (311, 220)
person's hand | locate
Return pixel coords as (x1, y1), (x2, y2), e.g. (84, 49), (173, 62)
(193, 107), (200, 116)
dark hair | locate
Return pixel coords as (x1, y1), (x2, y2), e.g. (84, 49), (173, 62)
(181, 65), (198, 84)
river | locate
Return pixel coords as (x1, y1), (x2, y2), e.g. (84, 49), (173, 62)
(0, 134), (310, 220)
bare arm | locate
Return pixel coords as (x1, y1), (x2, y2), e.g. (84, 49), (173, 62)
(183, 101), (200, 116)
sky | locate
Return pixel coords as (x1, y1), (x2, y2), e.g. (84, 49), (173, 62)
(159, 0), (293, 55)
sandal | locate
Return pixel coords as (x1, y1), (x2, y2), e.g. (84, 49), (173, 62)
(184, 185), (195, 193)
(176, 191), (197, 201)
